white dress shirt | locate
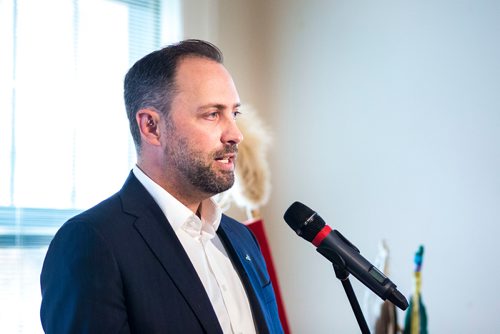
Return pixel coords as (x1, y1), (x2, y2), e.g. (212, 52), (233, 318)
(133, 166), (256, 334)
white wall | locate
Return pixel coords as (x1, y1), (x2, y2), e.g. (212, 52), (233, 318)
(182, 1), (500, 333)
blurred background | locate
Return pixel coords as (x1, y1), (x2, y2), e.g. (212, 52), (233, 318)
(1, 0), (499, 333)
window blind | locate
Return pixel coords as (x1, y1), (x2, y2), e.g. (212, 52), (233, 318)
(0, 0), (179, 332)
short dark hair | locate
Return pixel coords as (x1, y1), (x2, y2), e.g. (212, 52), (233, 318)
(124, 39), (224, 152)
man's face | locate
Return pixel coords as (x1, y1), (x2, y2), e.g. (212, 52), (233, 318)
(161, 56), (243, 196)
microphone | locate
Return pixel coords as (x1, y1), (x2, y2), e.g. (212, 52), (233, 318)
(283, 201), (408, 311)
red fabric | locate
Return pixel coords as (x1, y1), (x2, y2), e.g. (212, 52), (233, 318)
(245, 218), (291, 334)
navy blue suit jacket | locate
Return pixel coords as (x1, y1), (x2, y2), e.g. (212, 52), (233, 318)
(40, 172), (283, 333)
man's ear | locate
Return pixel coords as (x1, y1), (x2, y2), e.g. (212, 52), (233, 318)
(136, 109), (162, 146)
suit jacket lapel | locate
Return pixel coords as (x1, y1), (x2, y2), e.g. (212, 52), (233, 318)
(218, 218), (270, 334)
(119, 173), (222, 334)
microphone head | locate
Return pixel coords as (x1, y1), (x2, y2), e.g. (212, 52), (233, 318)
(283, 201), (326, 242)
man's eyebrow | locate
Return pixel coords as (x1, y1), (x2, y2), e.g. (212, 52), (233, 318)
(199, 103), (241, 111)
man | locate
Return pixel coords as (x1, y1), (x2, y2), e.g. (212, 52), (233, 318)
(40, 39), (283, 334)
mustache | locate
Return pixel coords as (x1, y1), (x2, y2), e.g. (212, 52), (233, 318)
(213, 145), (238, 159)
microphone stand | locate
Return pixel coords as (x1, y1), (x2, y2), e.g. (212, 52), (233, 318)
(317, 246), (370, 332)
(332, 263), (370, 334)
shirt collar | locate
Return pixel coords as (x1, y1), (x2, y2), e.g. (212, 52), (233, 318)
(132, 166), (222, 235)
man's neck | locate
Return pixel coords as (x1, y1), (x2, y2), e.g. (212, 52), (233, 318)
(136, 163), (206, 214)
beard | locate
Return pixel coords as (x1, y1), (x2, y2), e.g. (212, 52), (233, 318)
(165, 132), (237, 195)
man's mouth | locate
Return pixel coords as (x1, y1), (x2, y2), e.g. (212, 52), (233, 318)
(214, 146), (238, 165)
(215, 154), (235, 164)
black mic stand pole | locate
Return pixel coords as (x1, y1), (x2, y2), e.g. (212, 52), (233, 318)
(332, 262), (370, 334)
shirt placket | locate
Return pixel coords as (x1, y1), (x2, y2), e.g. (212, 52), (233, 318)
(185, 218), (234, 333)
(202, 236), (247, 334)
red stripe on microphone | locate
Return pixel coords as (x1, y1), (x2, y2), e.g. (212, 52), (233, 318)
(312, 226), (332, 247)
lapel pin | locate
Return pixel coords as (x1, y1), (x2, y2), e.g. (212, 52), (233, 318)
(245, 254), (251, 261)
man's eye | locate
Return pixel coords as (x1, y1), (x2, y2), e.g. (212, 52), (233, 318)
(206, 112), (219, 119)
(233, 111), (242, 120)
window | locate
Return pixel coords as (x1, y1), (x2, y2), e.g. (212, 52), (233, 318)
(0, 0), (181, 332)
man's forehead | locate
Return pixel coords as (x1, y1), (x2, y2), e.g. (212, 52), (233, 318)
(176, 56), (223, 74)
(173, 57), (238, 96)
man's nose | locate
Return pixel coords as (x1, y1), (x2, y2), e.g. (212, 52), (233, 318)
(222, 119), (243, 145)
